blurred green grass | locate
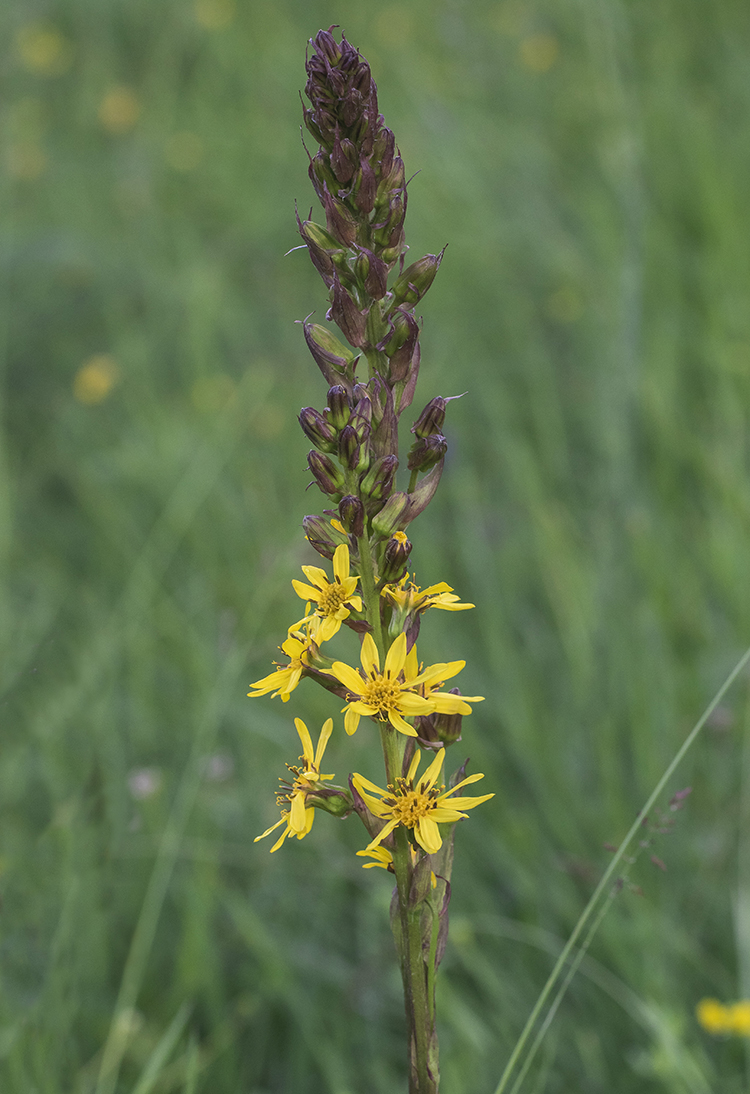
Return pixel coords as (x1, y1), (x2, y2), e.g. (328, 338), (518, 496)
(2, 0), (750, 1091)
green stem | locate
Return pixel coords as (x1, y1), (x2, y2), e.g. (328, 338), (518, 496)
(407, 468), (419, 494)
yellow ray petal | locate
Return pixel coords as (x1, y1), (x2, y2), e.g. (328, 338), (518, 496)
(315, 718), (333, 767)
(360, 632), (380, 675)
(384, 632), (407, 678)
(415, 816), (442, 854)
(294, 718), (314, 766)
(332, 543), (350, 583)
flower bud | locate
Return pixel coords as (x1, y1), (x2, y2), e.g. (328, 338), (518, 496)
(359, 454), (398, 502)
(328, 274), (368, 348)
(337, 425), (361, 470)
(411, 396), (446, 438)
(297, 218), (347, 285)
(299, 407), (338, 452)
(380, 530), (412, 583)
(348, 394), (372, 441)
(407, 434), (447, 473)
(303, 514), (349, 560)
(354, 247), (388, 300)
(390, 250), (444, 309)
(326, 384), (351, 429)
(308, 450), (345, 497)
(371, 492), (409, 537)
(355, 158), (377, 215)
(377, 308), (419, 384)
(303, 321), (358, 390)
(331, 132), (357, 184)
(338, 494), (365, 538)
(322, 184), (358, 246)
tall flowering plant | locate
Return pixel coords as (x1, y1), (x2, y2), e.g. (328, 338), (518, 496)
(250, 28), (493, 1093)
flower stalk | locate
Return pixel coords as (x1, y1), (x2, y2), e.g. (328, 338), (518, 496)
(249, 28), (492, 1092)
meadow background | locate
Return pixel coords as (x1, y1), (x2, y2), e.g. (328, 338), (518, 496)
(2, 0), (750, 1091)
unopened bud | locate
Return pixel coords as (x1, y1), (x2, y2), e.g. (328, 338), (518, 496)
(308, 450), (345, 496)
(371, 492), (410, 537)
(380, 531), (412, 583)
(407, 434), (447, 473)
(328, 275), (368, 348)
(359, 454), (398, 501)
(390, 250), (445, 309)
(338, 495), (365, 537)
(348, 395), (372, 442)
(354, 247), (388, 300)
(411, 397), (446, 438)
(326, 384), (351, 429)
(299, 407), (338, 452)
(322, 185), (358, 246)
(303, 514), (348, 560)
(337, 425), (361, 470)
(297, 218), (347, 285)
(303, 321), (358, 389)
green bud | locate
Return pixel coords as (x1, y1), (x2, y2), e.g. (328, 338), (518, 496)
(338, 495), (365, 537)
(359, 455), (398, 501)
(299, 407), (338, 452)
(372, 492), (409, 537)
(303, 514), (349, 560)
(337, 425), (361, 471)
(407, 434), (447, 473)
(303, 321), (358, 390)
(308, 450), (345, 497)
(412, 397), (446, 438)
(326, 384), (351, 429)
(390, 250), (445, 309)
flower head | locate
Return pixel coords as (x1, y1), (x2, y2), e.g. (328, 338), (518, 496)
(383, 575), (474, 615)
(292, 543), (362, 641)
(352, 748), (494, 855)
(326, 631), (460, 737)
(254, 718), (334, 852)
(247, 620), (321, 703)
(697, 998), (750, 1037)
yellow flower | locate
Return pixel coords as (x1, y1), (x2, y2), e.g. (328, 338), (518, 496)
(695, 997), (750, 1036)
(383, 575), (474, 615)
(728, 1000), (750, 1036)
(247, 620), (320, 703)
(352, 748), (494, 855)
(292, 543), (362, 641)
(326, 631), (462, 737)
(254, 718), (334, 852)
(696, 998), (729, 1034)
(402, 642), (484, 719)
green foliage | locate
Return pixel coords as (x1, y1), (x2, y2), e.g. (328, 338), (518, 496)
(2, 0), (750, 1090)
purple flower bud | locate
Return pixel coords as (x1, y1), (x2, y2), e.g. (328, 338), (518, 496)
(338, 494), (365, 537)
(377, 307), (420, 384)
(354, 247), (388, 299)
(337, 424), (360, 470)
(328, 274), (369, 348)
(348, 394), (372, 442)
(380, 530), (412, 583)
(356, 158), (377, 215)
(372, 128), (395, 180)
(308, 450), (345, 497)
(322, 185), (358, 246)
(407, 434), (447, 473)
(411, 397), (447, 438)
(331, 131), (357, 184)
(359, 455), (398, 502)
(303, 320), (358, 390)
(299, 407), (338, 452)
(326, 384), (351, 429)
(297, 216), (346, 286)
(390, 250), (445, 309)
(303, 514), (349, 560)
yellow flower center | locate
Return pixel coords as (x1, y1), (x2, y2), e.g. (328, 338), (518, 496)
(317, 583), (349, 616)
(362, 675), (403, 715)
(386, 781), (441, 828)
